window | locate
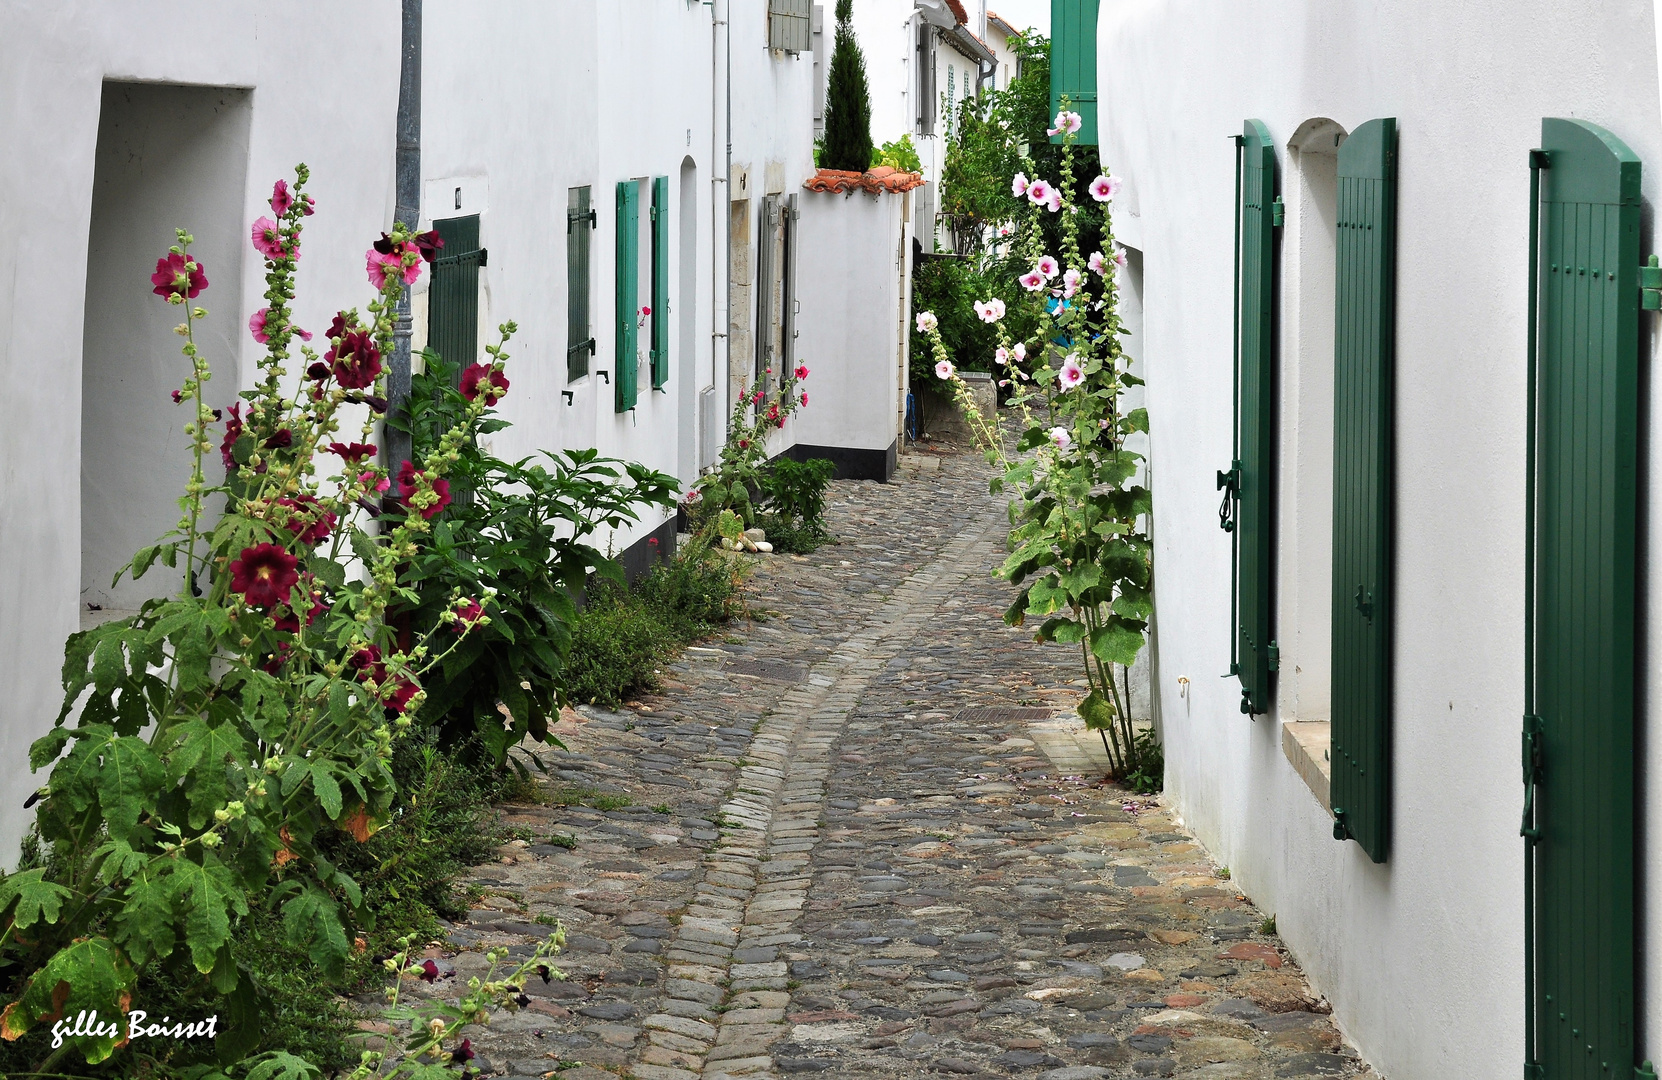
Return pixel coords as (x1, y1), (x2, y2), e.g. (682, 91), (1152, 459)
(946, 66), (956, 139)
(768, 0), (811, 53)
(567, 186), (594, 382)
(916, 24), (936, 136)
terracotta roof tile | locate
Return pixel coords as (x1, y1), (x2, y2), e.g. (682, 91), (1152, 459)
(945, 0), (969, 24)
(803, 166), (926, 195)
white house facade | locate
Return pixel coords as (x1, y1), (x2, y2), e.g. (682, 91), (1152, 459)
(1092, 0), (1662, 1076)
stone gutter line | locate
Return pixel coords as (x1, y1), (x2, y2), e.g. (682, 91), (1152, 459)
(633, 511), (1005, 1080)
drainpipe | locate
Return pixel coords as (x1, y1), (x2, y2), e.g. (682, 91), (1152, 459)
(385, 0), (421, 472)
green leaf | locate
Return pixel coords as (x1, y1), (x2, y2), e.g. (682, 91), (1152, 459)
(170, 854), (248, 975)
(349, 527), (378, 568)
(1025, 575), (1070, 617)
(242, 1052), (323, 1080)
(308, 557), (347, 591)
(112, 860), (177, 965)
(165, 718), (251, 829)
(0, 868), (71, 930)
(1125, 407), (1149, 433)
(1057, 561), (1102, 597)
(1089, 618), (1147, 668)
(1, 937), (137, 1062)
(1078, 691), (1114, 732)
(98, 736), (166, 843)
(282, 886), (351, 979)
(1112, 583), (1154, 620)
(310, 764), (344, 821)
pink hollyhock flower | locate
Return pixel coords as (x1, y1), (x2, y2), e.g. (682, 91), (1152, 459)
(1114, 243), (1129, 268)
(752, 389), (764, 405)
(1012, 342), (1026, 361)
(1019, 270), (1046, 292)
(800, 391), (808, 406)
(1058, 354), (1086, 390)
(366, 249), (399, 288)
(1036, 256), (1060, 280)
(795, 364), (809, 379)
(151, 252), (208, 301)
(328, 442), (377, 464)
(935, 360), (955, 379)
(1044, 188), (1062, 213)
(249, 307), (273, 343)
(974, 298), (1007, 323)
(398, 460), (452, 519)
(1062, 269), (1082, 298)
(453, 598), (484, 633)
(1026, 179), (1052, 207)
(1088, 251), (1106, 275)
(1011, 172), (1030, 198)
(1047, 110), (1083, 137)
(329, 330), (383, 390)
(270, 179), (294, 216)
(997, 222), (1015, 237)
(995, 347), (1010, 366)
(1048, 426), (1073, 451)
(641, 305), (652, 317)
(220, 403), (244, 470)
(683, 488), (703, 505)
(460, 363), (510, 403)
(251, 218), (289, 259)
(359, 470), (391, 493)
(229, 543), (300, 609)
(916, 311), (938, 334)
(1089, 175), (1123, 203)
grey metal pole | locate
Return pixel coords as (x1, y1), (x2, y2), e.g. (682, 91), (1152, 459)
(385, 0), (422, 471)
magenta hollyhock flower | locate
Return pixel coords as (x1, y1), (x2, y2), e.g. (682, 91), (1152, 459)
(249, 308), (273, 344)
(328, 330), (383, 390)
(251, 217), (288, 259)
(459, 363), (510, 403)
(270, 179), (294, 216)
(800, 391), (808, 406)
(1048, 426), (1073, 451)
(229, 543), (300, 609)
(220, 403), (244, 470)
(935, 360), (955, 380)
(171, 389), (184, 404)
(1090, 175), (1123, 203)
(327, 442), (377, 464)
(453, 599), (484, 633)
(997, 221), (1015, 237)
(1025, 179), (1052, 207)
(915, 311), (938, 333)
(795, 364), (809, 379)
(360, 470), (391, 493)
(365, 249), (398, 288)
(1058, 354), (1086, 390)
(1019, 270), (1046, 292)
(1036, 256), (1060, 280)
(397, 460), (452, 519)
(151, 252), (208, 301)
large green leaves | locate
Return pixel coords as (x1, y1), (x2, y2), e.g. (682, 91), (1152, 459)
(0, 937), (137, 1063)
(0, 868), (71, 931)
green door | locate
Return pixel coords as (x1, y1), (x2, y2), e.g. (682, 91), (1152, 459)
(616, 180), (640, 412)
(1329, 118), (1397, 863)
(1223, 118), (1277, 715)
(430, 214), (483, 380)
(1527, 117), (1641, 1080)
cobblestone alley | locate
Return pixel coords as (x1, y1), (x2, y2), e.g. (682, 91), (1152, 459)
(404, 450), (1375, 1080)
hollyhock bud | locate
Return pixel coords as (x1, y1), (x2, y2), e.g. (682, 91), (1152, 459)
(800, 391), (808, 406)
(459, 363), (510, 403)
(151, 252), (208, 301)
(229, 543), (300, 609)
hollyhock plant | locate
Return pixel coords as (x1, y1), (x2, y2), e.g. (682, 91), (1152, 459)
(229, 542), (301, 609)
(1048, 110), (1084, 136)
(398, 460), (453, 520)
(913, 98), (1154, 782)
(459, 361), (510, 403)
(251, 216), (290, 259)
(150, 252), (208, 301)
(935, 360), (955, 379)
(916, 311), (938, 334)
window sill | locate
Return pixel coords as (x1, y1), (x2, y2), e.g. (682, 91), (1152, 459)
(1281, 720), (1332, 815)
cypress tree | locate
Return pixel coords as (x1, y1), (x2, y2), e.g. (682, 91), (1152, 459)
(822, 0), (874, 172)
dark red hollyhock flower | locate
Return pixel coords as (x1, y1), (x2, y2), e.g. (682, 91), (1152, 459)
(171, 389), (184, 404)
(220, 403), (244, 470)
(327, 442), (378, 465)
(452, 599), (484, 634)
(413, 230), (444, 263)
(329, 330), (382, 390)
(306, 362), (331, 382)
(229, 543), (299, 609)
(273, 583), (327, 634)
(397, 460), (451, 519)
(150, 252), (208, 300)
(275, 495), (336, 546)
(459, 363), (509, 403)
(384, 677), (420, 714)
(418, 959), (440, 983)
(262, 641), (292, 675)
(451, 1039), (475, 1065)
(324, 312), (351, 343)
(263, 429), (293, 450)
(350, 643), (386, 681)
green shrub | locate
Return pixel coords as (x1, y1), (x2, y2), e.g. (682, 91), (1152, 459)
(762, 457), (835, 526)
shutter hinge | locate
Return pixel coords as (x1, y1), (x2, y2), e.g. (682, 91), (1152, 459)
(1524, 1064), (1543, 1080)
(1332, 806), (1352, 842)
(1271, 196), (1285, 227)
(1267, 641), (1279, 672)
(1352, 585), (1375, 621)
(478, 248), (488, 267)
(1635, 1061), (1657, 1080)
(1215, 466), (1239, 532)
(1520, 714), (1543, 843)
(1641, 255), (1662, 310)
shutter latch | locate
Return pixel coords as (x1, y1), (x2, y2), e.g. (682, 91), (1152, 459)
(1353, 585), (1374, 621)
(1267, 640), (1279, 672)
(1520, 714), (1543, 843)
(1635, 1060), (1657, 1080)
(1272, 196), (1285, 228)
(1332, 806), (1352, 841)
(1641, 255), (1662, 310)
(1215, 465), (1239, 532)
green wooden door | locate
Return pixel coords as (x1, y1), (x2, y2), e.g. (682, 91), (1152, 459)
(430, 214), (482, 380)
(1329, 118), (1397, 863)
(1049, 0), (1099, 144)
(1528, 117), (1641, 1080)
(651, 175), (670, 390)
(1226, 119), (1276, 716)
(615, 180), (640, 412)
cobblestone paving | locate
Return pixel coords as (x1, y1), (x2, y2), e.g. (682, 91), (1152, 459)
(406, 450), (1375, 1080)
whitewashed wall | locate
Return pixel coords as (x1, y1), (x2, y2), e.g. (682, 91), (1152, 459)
(0, 1), (401, 865)
(1097, 1), (1662, 1076)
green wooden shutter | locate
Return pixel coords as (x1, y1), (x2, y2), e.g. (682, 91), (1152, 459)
(651, 175), (670, 390)
(615, 180), (640, 412)
(1329, 118), (1397, 863)
(568, 187), (594, 382)
(1222, 119), (1277, 716)
(430, 214), (482, 381)
(1527, 117), (1641, 1080)
(1049, 0), (1099, 145)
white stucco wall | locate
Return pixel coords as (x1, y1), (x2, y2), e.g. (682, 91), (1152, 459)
(1096, 1), (1662, 1076)
(0, 1), (400, 865)
(793, 188), (910, 456)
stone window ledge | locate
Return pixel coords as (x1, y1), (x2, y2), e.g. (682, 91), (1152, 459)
(1281, 720), (1332, 814)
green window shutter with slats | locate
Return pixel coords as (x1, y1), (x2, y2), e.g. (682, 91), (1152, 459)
(615, 180), (640, 412)
(1049, 0), (1099, 145)
(1329, 117), (1397, 864)
(430, 214), (483, 383)
(568, 186), (593, 382)
(1221, 119), (1276, 716)
(651, 176), (670, 390)
(1526, 117), (1640, 1080)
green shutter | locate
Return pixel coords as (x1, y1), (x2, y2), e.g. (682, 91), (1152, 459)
(615, 179), (640, 412)
(568, 186), (594, 382)
(1526, 117), (1640, 1080)
(430, 214), (482, 381)
(651, 175), (670, 391)
(1049, 0), (1099, 145)
(1329, 118), (1397, 864)
(1221, 119), (1276, 716)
